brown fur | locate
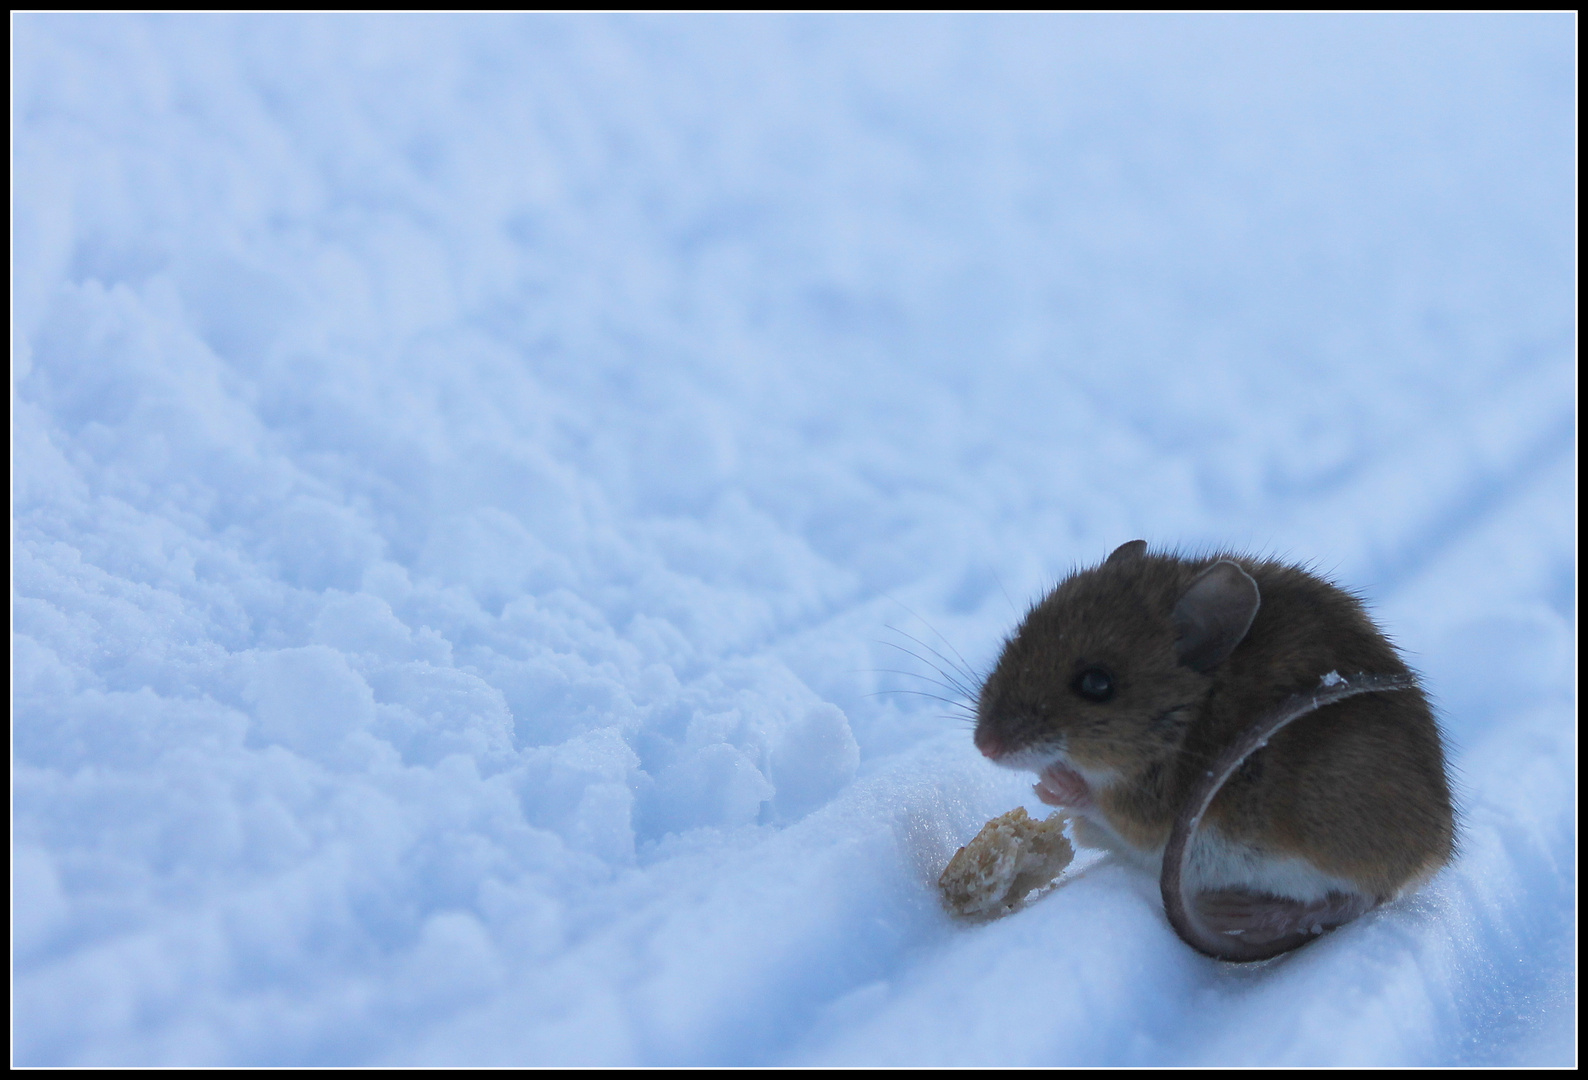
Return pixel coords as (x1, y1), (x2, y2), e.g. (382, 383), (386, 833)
(974, 545), (1456, 903)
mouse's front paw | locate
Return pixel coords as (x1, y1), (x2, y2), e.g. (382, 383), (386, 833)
(1034, 763), (1093, 809)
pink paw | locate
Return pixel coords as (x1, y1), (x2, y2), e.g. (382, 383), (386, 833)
(1034, 763), (1093, 809)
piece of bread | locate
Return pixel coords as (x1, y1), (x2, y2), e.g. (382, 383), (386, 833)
(939, 807), (1074, 917)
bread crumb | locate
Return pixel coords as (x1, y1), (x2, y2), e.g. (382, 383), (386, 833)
(939, 807), (1074, 918)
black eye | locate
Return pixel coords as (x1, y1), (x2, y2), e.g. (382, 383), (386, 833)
(1073, 666), (1115, 702)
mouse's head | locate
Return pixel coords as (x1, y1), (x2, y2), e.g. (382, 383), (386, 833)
(973, 541), (1261, 784)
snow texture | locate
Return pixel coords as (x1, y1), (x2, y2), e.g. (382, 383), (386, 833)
(11, 13), (1576, 1066)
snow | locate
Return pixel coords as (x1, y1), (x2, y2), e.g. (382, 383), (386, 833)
(11, 12), (1575, 1066)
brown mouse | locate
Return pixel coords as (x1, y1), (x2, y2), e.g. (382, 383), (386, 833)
(973, 539), (1456, 961)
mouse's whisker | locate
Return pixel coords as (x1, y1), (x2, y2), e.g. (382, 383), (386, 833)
(867, 667), (973, 698)
(878, 598), (981, 684)
(867, 689), (976, 711)
(881, 625), (981, 692)
(875, 637), (978, 700)
(875, 635), (970, 684)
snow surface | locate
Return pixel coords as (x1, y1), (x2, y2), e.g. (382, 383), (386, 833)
(11, 13), (1576, 1066)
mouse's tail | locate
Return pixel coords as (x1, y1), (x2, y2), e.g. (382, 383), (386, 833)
(1160, 672), (1415, 963)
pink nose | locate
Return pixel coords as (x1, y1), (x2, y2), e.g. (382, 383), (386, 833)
(973, 727), (1004, 759)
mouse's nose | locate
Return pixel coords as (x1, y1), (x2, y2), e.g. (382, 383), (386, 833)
(973, 725), (1004, 759)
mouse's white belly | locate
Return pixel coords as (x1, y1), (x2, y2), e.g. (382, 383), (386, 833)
(1071, 812), (1363, 904)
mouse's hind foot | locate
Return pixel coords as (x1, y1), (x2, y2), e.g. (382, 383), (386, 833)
(1193, 889), (1374, 945)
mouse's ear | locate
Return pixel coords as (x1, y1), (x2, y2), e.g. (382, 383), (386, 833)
(1173, 561), (1260, 672)
(1106, 539), (1148, 565)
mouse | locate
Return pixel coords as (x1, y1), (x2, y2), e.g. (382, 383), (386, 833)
(972, 539), (1456, 961)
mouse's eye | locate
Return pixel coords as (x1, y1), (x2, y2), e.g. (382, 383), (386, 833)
(1072, 666), (1115, 702)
